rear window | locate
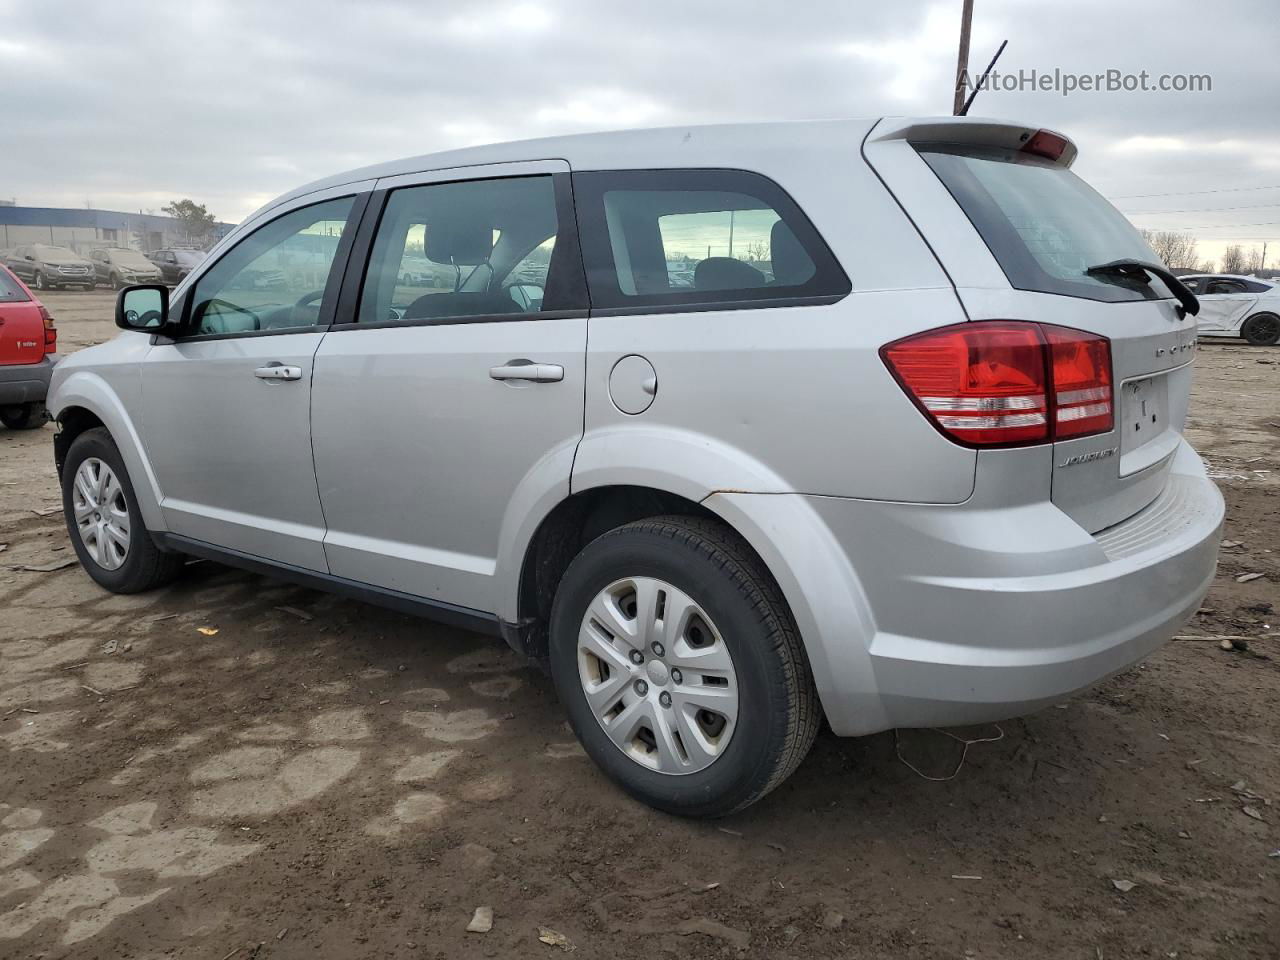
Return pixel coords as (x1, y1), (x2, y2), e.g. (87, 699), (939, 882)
(573, 169), (849, 313)
(0, 268), (29, 302)
(916, 143), (1176, 303)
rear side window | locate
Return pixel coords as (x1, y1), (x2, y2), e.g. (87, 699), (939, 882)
(916, 143), (1176, 304)
(574, 169), (849, 313)
(0, 268), (29, 302)
(356, 175), (586, 326)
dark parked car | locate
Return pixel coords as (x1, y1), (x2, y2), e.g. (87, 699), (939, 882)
(0, 262), (58, 429)
(146, 248), (206, 285)
(4, 244), (95, 291)
(88, 248), (165, 289)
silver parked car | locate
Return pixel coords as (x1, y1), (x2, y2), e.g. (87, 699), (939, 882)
(47, 119), (1223, 816)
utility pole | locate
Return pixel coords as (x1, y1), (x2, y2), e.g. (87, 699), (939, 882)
(953, 0), (975, 115)
(1261, 241), (1268, 272)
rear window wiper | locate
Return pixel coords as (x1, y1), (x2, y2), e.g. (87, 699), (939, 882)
(1085, 259), (1200, 318)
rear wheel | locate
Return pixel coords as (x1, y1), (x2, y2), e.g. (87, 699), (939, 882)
(549, 516), (820, 817)
(0, 403), (45, 430)
(61, 427), (184, 593)
(1241, 312), (1280, 346)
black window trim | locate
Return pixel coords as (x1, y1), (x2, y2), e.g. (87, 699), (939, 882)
(329, 170), (590, 332)
(169, 191), (370, 343)
(571, 166), (851, 317)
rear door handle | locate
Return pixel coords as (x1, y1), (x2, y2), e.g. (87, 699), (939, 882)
(489, 361), (563, 383)
(254, 364), (303, 381)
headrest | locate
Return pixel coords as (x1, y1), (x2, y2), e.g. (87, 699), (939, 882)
(693, 257), (766, 291)
(770, 221), (814, 286)
(425, 219), (493, 266)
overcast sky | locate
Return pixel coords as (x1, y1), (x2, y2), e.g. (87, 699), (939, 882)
(3, 0), (1277, 265)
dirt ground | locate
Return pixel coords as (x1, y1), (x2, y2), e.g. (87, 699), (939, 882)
(1, 290), (1277, 960)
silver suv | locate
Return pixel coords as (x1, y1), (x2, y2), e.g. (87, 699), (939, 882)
(49, 118), (1224, 816)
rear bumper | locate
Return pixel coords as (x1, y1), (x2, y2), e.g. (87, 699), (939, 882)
(0, 355), (58, 405)
(804, 440), (1222, 733)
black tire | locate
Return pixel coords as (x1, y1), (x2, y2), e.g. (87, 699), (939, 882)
(549, 515), (820, 817)
(33, 271), (47, 291)
(0, 403), (45, 430)
(111, 273), (124, 291)
(1241, 312), (1280, 347)
(61, 427), (184, 593)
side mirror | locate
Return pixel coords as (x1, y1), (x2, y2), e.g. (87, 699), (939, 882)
(116, 284), (171, 332)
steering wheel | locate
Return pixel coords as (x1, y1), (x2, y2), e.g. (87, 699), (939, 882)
(128, 309), (161, 328)
(295, 290), (325, 310)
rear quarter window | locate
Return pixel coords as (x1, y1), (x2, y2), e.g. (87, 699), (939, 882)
(0, 268), (29, 302)
(573, 168), (849, 313)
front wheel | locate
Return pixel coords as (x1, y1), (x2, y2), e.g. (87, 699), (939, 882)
(1242, 312), (1280, 346)
(0, 403), (45, 430)
(61, 427), (185, 593)
(549, 516), (820, 817)
(33, 271), (47, 291)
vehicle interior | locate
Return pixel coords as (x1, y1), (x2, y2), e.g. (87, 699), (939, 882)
(600, 188), (814, 295)
(359, 176), (559, 325)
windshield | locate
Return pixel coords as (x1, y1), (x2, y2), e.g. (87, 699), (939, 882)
(33, 244), (81, 263)
(0, 267), (30, 302)
(915, 143), (1176, 303)
(174, 251), (205, 267)
(110, 250), (155, 267)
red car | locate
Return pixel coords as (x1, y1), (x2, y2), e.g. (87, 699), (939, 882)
(0, 262), (58, 430)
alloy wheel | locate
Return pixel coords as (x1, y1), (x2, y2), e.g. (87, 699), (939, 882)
(577, 576), (738, 775)
(72, 457), (131, 570)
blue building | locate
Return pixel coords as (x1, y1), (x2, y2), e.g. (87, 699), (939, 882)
(0, 205), (233, 255)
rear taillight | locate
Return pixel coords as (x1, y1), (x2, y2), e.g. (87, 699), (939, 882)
(39, 306), (57, 354)
(881, 321), (1113, 448)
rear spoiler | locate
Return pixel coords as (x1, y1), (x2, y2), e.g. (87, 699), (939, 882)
(867, 117), (1078, 167)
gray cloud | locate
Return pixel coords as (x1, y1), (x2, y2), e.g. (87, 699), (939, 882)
(2, 0), (1276, 261)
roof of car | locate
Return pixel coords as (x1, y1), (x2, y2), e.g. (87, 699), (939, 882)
(242, 116), (1061, 228)
(1186, 273), (1273, 283)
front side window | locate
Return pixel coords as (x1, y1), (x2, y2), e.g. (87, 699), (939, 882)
(357, 175), (582, 325)
(189, 196), (354, 336)
(574, 168), (849, 311)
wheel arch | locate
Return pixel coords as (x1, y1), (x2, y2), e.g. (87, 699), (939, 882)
(49, 371), (167, 531)
(505, 484), (722, 660)
(1241, 310), (1280, 345)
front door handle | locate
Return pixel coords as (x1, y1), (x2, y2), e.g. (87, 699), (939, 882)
(254, 364), (303, 381)
(489, 361), (563, 383)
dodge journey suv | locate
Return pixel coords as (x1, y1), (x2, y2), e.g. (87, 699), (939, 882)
(48, 118), (1224, 816)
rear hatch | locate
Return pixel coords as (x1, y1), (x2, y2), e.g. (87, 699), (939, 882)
(865, 118), (1198, 533)
(0, 269), (46, 366)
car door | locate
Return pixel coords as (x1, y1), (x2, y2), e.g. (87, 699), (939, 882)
(11, 247), (32, 282)
(310, 162), (589, 613)
(140, 187), (368, 570)
(91, 250), (108, 285)
(1196, 278), (1258, 334)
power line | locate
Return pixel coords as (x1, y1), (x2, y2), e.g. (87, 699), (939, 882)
(1124, 202), (1280, 215)
(1108, 183), (1280, 200)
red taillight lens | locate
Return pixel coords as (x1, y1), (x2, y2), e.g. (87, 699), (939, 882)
(39, 305), (57, 353)
(1044, 324), (1113, 439)
(882, 321), (1112, 448)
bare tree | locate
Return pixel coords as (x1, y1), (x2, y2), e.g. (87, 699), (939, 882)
(1139, 229), (1199, 270)
(737, 240), (770, 264)
(1196, 258), (1216, 274)
(1220, 244), (1247, 274)
(1244, 245), (1266, 274)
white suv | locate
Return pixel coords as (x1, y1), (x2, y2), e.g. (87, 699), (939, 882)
(49, 118), (1224, 816)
